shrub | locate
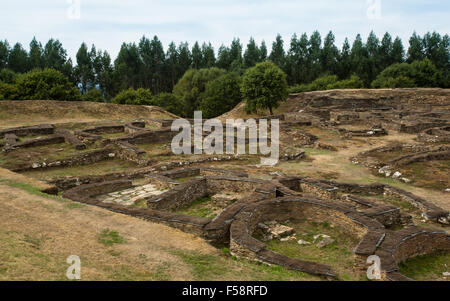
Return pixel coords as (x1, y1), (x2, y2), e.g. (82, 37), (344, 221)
(0, 69), (18, 84)
(152, 93), (184, 116)
(112, 88), (153, 105)
(0, 82), (19, 100)
(288, 75), (338, 93)
(81, 88), (104, 102)
(371, 59), (442, 88)
(15, 68), (80, 100)
(327, 75), (365, 89)
(241, 61), (288, 115)
(199, 73), (242, 118)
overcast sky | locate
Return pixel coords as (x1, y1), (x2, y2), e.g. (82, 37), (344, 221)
(1, 0), (448, 60)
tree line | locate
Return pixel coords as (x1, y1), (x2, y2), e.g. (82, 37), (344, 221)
(0, 31), (448, 117)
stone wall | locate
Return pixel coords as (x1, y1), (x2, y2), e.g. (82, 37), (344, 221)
(55, 128), (86, 150)
(114, 140), (147, 165)
(116, 127), (177, 145)
(417, 126), (450, 143)
(82, 125), (124, 135)
(62, 180), (210, 237)
(146, 178), (208, 210)
(11, 148), (116, 172)
(0, 124), (55, 138)
(124, 121), (146, 134)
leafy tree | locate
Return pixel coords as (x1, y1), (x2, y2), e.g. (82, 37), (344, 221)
(371, 59), (441, 88)
(229, 38), (243, 73)
(114, 42), (142, 90)
(391, 37), (405, 64)
(366, 31), (381, 84)
(91, 49), (114, 99)
(29, 37), (44, 70)
(43, 39), (73, 80)
(137, 36), (165, 93)
(177, 42), (192, 79)
(259, 41), (268, 61)
(286, 33), (310, 84)
(241, 61), (288, 115)
(112, 88), (153, 105)
(0, 69), (18, 84)
(201, 42), (216, 68)
(308, 31), (322, 81)
(81, 88), (104, 102)
(149, 36), (166, 93)
(379, 32), (393, 69)
(269, 34), (286, 69)
(192, 42), (203, 69)
(15, 68), (80, 100)
(244, 37), (260, 69)
(350, 34), (369, 86)
(75, 42), (94, 94)
(0, 40), (10, 70)
(216, 45), (231, 70)
(407, 32), (425, 62)
(199, 72), (242, 118)
(337, 38), (352, 79)
(165, 42), (179, 90)
(173, 67), (226, 117)
(321, 31), (339, 76)
(0, 82), (19, 100)
(8, 43), (29, 73)
(153, 93), (184, 117)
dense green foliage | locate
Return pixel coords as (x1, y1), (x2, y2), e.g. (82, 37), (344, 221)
(15, 69), (80, 100)
(371, 59), (442, 88)
(152, 93), (183, 117)
(111, 88), (153, 105)
(289, 75), (364, 93)
(173, 67), (226, 117)
(199, 72), (242, 118)
(80, 88), (104, 102)
(0, 30), (448, 116)
(241, 61), (288, 115)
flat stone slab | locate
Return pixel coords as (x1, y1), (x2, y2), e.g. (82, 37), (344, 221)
(98, 184), (167, 206)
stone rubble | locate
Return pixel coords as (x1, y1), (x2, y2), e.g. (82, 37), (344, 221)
(258, 221), (295, 241)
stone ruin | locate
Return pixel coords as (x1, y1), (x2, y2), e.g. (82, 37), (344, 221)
(0, 89), (449, 281)
(52, 167), (449, 280)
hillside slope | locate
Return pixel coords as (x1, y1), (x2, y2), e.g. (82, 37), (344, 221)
(220, 88), (450, 120)
(0, 100), (179, 128)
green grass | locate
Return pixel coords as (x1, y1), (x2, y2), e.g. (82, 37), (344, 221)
(170, 249), (318, 281)
(399, 160), (450, 191)
(101, 132), (127, 139)
(22, 159), (138, 181)
(260, 220), (365, 281)
(175, 196), (217, 219)
(97, 229), (125, 246)
(399, 251), (450, 281)
(304, 147), (334, 156)
(0, 143), (100, 169)
(103, 263), (171, 281)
